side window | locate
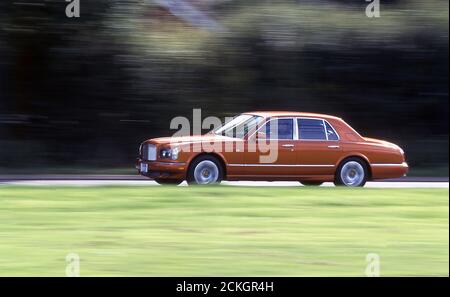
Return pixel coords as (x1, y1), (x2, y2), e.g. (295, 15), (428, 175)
(264, 119), (293, 140)
(325, 121), (339, 141)
(298, 119), (326, 140)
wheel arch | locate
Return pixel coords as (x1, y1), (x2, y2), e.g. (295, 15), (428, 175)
(336, 154), (372, 180)
(186, 152), (227, 179)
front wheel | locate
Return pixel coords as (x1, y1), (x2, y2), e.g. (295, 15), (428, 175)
(334, 158), (368, 187)
(187, 155), (223, 185)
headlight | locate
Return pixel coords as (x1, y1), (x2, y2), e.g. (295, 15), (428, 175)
(159, 147), (180, 160)
(171, 147), (180, 160)
(159, 148), (171, 159)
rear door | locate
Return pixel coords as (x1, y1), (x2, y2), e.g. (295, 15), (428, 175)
(296, 118), (343, 175)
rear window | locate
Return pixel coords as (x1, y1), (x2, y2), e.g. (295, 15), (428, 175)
(325, 121), (339, 140)
(298, 119), (326, 140)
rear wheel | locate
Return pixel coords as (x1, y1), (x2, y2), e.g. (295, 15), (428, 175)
(187, 155), (223, 185)
(300, 181), (323, 186)
(154, 179), (183, 186)
(334, 157), (368, 187)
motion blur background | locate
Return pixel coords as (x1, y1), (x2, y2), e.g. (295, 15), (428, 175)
(0, 0), (448, 175)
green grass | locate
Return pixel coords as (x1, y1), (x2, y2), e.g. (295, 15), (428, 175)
(0, 186), (448, 276)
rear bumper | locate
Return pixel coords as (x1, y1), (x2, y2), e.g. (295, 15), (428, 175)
(135, 158), (187, 180)
(371, 162), (409, 179)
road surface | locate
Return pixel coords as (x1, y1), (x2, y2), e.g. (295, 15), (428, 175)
(0, 175), (448, 188)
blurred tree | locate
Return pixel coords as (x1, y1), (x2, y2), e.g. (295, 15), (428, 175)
(0, 0), (448, 174)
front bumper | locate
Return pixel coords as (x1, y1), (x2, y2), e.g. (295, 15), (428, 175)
(135, 158), (187, 180)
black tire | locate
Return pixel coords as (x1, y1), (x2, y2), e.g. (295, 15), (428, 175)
(300, 181), (323, 186)
(334, 157), (368, 187)
(154, 178), (183, 186)
(187, 155), (223, 185)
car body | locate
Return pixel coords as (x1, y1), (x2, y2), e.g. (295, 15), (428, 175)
(136, 112), (408, 186)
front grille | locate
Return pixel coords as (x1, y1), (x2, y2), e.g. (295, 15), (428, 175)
(141, 144), (157, 161)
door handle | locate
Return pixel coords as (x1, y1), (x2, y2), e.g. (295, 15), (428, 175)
(328, 145), (340, 149)
(282, 144), (295, 148)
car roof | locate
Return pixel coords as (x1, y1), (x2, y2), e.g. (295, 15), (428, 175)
(244, 111), (341, 121)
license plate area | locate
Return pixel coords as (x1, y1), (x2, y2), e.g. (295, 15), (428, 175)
(140, 163), (148, 173)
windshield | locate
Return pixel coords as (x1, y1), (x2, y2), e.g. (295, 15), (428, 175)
(214, 114), (263, 138)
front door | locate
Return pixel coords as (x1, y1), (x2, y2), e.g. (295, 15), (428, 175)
(243, 118), (299, 177)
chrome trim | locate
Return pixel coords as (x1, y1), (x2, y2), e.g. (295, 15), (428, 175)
(141, 161), (186, 166)
(322, 119), (327, 140)
(142, 143), (157, 161)
(228, 164), (335, 167)
(371, 162), (408, 167)
(293, 117), (299, 140)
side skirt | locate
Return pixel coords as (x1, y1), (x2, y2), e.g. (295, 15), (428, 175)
(225, 175), (335, 182)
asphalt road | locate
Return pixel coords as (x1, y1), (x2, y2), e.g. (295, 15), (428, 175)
(0, 175), (448, 188)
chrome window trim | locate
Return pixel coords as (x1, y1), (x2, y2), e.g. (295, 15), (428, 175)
(247, 116), (340, 142)
(215, 114), (264, 139)
(293, 118), (299, 140)
(323, 119), (329, 141)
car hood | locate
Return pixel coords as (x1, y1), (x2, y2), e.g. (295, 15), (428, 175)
(147, 134), (242, 145)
